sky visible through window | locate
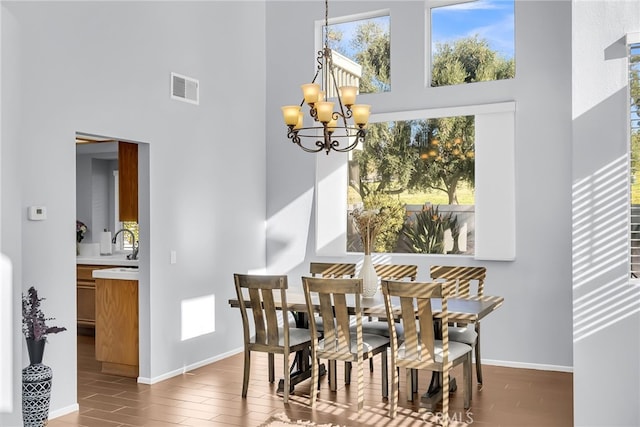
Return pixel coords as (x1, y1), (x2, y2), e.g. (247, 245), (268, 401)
(432, 0), (515, 60)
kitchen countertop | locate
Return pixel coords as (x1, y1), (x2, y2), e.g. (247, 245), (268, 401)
(93, 267), (139, 281)
(77, 252), (139, 267)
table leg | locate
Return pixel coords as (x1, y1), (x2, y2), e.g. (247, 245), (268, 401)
(419, 318), (457, 410)
(277, 346), (326, 393)
(420, 373), (457, 411)
(277, 311), (325, 393)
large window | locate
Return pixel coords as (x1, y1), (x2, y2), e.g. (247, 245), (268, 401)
(316, 103), (515, 261)
(347, 115), (476, 255)
(429, 0), (515, 87)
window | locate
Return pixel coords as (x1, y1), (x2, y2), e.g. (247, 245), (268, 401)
(347, 115), (476, 255)
(316, 102), (516, 261)
(629, 36), (640, 277)
(429, 0), (515, 87)
(325, 12), (390, 94)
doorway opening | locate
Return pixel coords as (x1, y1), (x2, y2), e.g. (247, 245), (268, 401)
(75, 132), (150, 383)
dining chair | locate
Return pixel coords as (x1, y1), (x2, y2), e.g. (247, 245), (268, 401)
(233, 273), (313, 403)
(381, 279), (472, 423)
(309, 262), (357, 383)
(430, 265), (486, 385)
(302, 276), (389, 413)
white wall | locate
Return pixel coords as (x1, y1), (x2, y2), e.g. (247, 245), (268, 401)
(1, 5), (25, 425)
(1, 1), (266, 423)
(572, 1), (640, 425)
(266, 0), (573, 370)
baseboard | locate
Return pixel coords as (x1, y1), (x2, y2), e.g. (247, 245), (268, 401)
(482, 358), (573, 373)
(133, 350), (572, 385)
(48, 403), (79, 420)
(137, 347), (244, 385)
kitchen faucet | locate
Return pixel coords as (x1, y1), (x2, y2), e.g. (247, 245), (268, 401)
(112, 228), (139, 260)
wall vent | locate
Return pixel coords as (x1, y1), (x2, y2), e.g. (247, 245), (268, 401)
(171, 72), (199, 105)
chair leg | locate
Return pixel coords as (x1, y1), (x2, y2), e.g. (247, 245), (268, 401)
(411, 368), (418, 393)
(345, 361), (352, 384)
(268, 353), (275, 383)
(329, 360), (337, 392)
(406, 367), (413, 401)
(310, 355), (319, 407)
(282, 351), (290, 404)
(242, 350), (250, 398)
(389, 357), (398, 418)
(357, 357), (364, 413)
(463, 353), (471, 409)
(381, 350), (388, 398)
(442, 366), (450, 427)
(370, 357), (374, 372)
(475, 323), (483, 385)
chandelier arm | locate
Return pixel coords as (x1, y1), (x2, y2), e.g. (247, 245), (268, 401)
(286, 126), (328, 153)
(330, 128), (365, 153)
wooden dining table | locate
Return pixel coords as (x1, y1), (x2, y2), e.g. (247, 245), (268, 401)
(228, 287), (503, 408)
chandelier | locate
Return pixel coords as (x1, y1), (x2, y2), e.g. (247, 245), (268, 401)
(281, 0), (371, 155)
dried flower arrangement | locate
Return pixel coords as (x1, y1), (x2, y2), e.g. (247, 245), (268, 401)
(350, 207), (387, 255)
(22, 286), (67, 341)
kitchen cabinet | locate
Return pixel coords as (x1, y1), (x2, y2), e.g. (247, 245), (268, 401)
(118, 141), (138, 222)
(95, 277), (138, 378)
(76, 265), (112, 331)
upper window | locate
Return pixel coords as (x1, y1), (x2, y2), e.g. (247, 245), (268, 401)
(429, 0), (515, 87)
(326, 13), (390, 94)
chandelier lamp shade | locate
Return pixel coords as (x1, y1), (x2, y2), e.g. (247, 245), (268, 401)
(281, 0), (371, 155)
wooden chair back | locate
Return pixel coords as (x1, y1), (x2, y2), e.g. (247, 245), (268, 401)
(430, 265), (486, 298)
(303, 276), (374, 412)
(302, 276), (363, 358)
(309, 262), (356, 278)
(381, 280), (446, 370)
(233, 274), (291, 351)
(373, 263), (418, 280)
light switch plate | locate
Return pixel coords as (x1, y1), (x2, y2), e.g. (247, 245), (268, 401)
(27, 206), (47, 221)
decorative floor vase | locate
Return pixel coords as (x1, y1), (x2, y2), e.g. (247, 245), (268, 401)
(360, 254), (379, 298)
(22, 363), (52, 427)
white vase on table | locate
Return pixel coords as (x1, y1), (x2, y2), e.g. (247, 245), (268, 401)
(360, 253), (378, 298)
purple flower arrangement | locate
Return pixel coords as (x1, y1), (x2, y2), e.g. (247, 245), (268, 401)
(22, 286), (66, 341)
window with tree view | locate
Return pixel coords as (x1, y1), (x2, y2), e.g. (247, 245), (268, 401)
(430, 0), (515, 87)
(347, 115), (475, 255)
(326, 13), (390, 94)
